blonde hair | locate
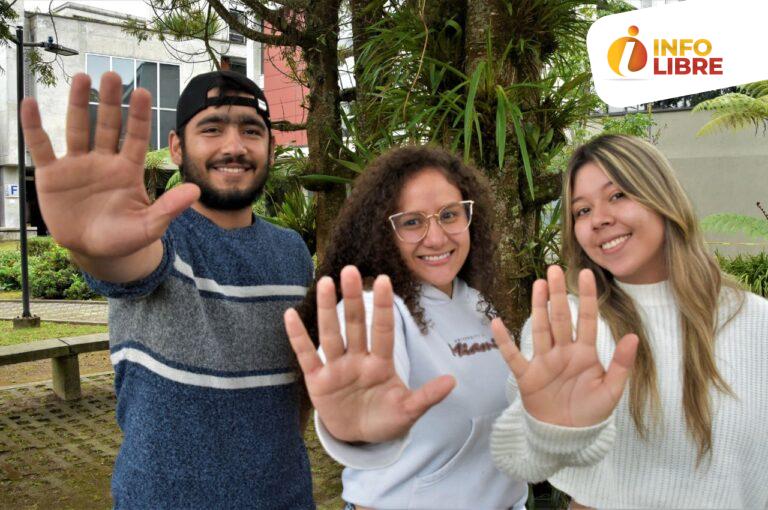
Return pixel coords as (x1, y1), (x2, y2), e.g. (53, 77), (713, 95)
(562, 134), (743, 460)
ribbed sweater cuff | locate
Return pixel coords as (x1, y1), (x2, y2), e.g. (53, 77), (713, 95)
(524, 409), (615, 458)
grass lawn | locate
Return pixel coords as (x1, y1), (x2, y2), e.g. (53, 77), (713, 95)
(0, 320), (108, 346)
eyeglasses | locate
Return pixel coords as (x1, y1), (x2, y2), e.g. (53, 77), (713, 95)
(388, 200), (474, 243)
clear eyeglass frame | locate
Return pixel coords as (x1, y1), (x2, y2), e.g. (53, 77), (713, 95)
(388, 200), (474, 244)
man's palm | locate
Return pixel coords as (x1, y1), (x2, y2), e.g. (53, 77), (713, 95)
(21, 72), (198, 259)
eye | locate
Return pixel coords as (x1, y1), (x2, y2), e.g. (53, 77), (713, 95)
(610, 191), (625, 201)
(201, 126), (220, 134)
(243, 127), (263, 137)
(574, 207), (590, 218)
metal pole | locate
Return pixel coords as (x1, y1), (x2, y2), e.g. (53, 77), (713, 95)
(16, 25), (31, 319)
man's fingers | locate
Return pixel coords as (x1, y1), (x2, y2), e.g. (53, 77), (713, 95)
(531, 279), (553, 356)
(317, 276), (345, 362)
(547, 265), (573, 346)
(370, 275), (395, 360)
(284, 308), (324, 376)
(340, 266), (367, 354)
(144, 183), (199, 240)
(603, 333), (639, 401)
(94, 72), (125, 154)
(576, 269), (598, 347)
(120, 87), (153, 165)
(402, 375), (456, 421)
(21, 98), (56, 167)
(66, 73), (92, 155)
(491, 318), (528, 379)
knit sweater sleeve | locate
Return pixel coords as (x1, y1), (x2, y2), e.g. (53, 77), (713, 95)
(490, 314), (616, 482)
(314, 292), (412, 469)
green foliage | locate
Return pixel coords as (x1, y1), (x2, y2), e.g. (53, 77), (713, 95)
(258, 187), (317, 255)
(701, 213), (768, 241)
(26, 47), (57, 87)
(717, 252), (768, 298)
(601, 112), (658, 140)
(165, 170), (183, 191)
(693, 80), (768, 136)
(0, 239), (98, 299)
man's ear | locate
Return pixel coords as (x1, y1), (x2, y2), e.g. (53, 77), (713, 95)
(169, 130), (183, 166)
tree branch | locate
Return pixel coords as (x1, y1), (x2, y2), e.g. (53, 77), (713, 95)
(272, 120), (307, 131)
(209, 0), (306, 47)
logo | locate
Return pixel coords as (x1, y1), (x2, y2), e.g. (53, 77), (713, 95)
(608, 25), (648, 76)
(607, 26), (723, 78)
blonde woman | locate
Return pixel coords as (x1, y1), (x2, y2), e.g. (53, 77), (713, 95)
(490, 134), (768, 508)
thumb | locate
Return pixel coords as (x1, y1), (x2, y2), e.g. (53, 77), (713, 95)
(144, 183), (200, 239)
(402, 375), (456, 422)
(603, 333), (638, 401)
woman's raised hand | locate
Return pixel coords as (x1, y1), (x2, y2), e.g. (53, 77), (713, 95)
(492, 266), (638, 428)
(284, 266), (456, 443)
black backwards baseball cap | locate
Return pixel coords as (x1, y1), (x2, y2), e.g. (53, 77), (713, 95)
(175, 70), (271, 134)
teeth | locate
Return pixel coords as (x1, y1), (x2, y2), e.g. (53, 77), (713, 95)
(421, 252), (451, 261)
(215, 167), (246, 174)
(601, 234), (630, 250)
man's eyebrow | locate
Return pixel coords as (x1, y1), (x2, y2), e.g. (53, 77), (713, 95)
(194, 113), (267, 130)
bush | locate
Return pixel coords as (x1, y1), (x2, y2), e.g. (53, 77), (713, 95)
(27, 236), (56, 257)
(717, 252), (768, 297)
(0, 250), (21, 290)
(0, 239), (99, 299)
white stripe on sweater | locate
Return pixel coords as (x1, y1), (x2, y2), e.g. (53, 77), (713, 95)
(173, 255), (307, 298)
(110, 347), (297, 389)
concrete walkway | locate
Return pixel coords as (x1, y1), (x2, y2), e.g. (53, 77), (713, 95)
(0, 299), (107, 324)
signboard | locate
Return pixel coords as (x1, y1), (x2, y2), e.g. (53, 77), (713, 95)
(5, 184), (19, 198)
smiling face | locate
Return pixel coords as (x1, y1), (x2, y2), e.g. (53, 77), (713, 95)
(571, 161), (667, 284)
(169, 89), (272, 211)
(393, 168), (471, 296)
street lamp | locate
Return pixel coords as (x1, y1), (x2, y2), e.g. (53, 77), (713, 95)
(11, 25), (78, 329)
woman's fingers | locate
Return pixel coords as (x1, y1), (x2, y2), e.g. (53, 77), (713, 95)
(284, 308), (324, 376)
(547, 265), (574, 346)
(603, 333), (639, 401)
(370, 275), (395, 360)
(402, 375), (456, 421)
(340, 266), (368, 354)
(576, 269), (598, 347)
(316, 276), (346, 361)
(492, 318), (528, 378)
(531, 279), (553, 356)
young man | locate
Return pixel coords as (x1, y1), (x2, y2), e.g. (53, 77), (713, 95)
(21, 70), (315, 509)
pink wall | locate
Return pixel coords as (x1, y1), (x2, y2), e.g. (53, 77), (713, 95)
(263, 42), (308, 147)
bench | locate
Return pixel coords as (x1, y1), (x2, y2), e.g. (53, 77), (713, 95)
(0, 333), (109, 400)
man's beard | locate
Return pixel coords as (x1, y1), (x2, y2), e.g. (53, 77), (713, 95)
(180, 152), (269, 211)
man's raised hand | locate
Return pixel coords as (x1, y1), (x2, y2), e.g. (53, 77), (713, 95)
(284, 266), (456, 443)
(20, 72), (198, 262)
(492, 266), (639, 428)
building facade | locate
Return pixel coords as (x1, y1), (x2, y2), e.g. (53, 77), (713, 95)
(0, 1), (307, 238)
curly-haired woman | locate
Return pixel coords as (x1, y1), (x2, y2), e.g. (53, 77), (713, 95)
(285, 146), (529, 509)
(490, 135), (768, 509)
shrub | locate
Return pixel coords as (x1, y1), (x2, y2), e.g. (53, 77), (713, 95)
(0, 239), (99, 300)
(717, 252), (768, 297)
(0, 250), (21, 290)
(27, 236), (56, 257)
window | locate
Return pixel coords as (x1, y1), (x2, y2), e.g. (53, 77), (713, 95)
(86, 54), (180, 150)
(222, 56), (247, 76)
(229, 9), (246, 44)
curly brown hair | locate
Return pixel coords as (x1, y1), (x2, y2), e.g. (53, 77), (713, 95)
(298, 145), (502, 339)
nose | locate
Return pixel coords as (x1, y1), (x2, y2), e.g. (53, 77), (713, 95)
(421, 216), (449, 247)
(591, 203), (614, 229)
(221, 126), (247, 156)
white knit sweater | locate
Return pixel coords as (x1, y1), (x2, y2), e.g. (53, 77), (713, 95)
(491, 280), (768, 509)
